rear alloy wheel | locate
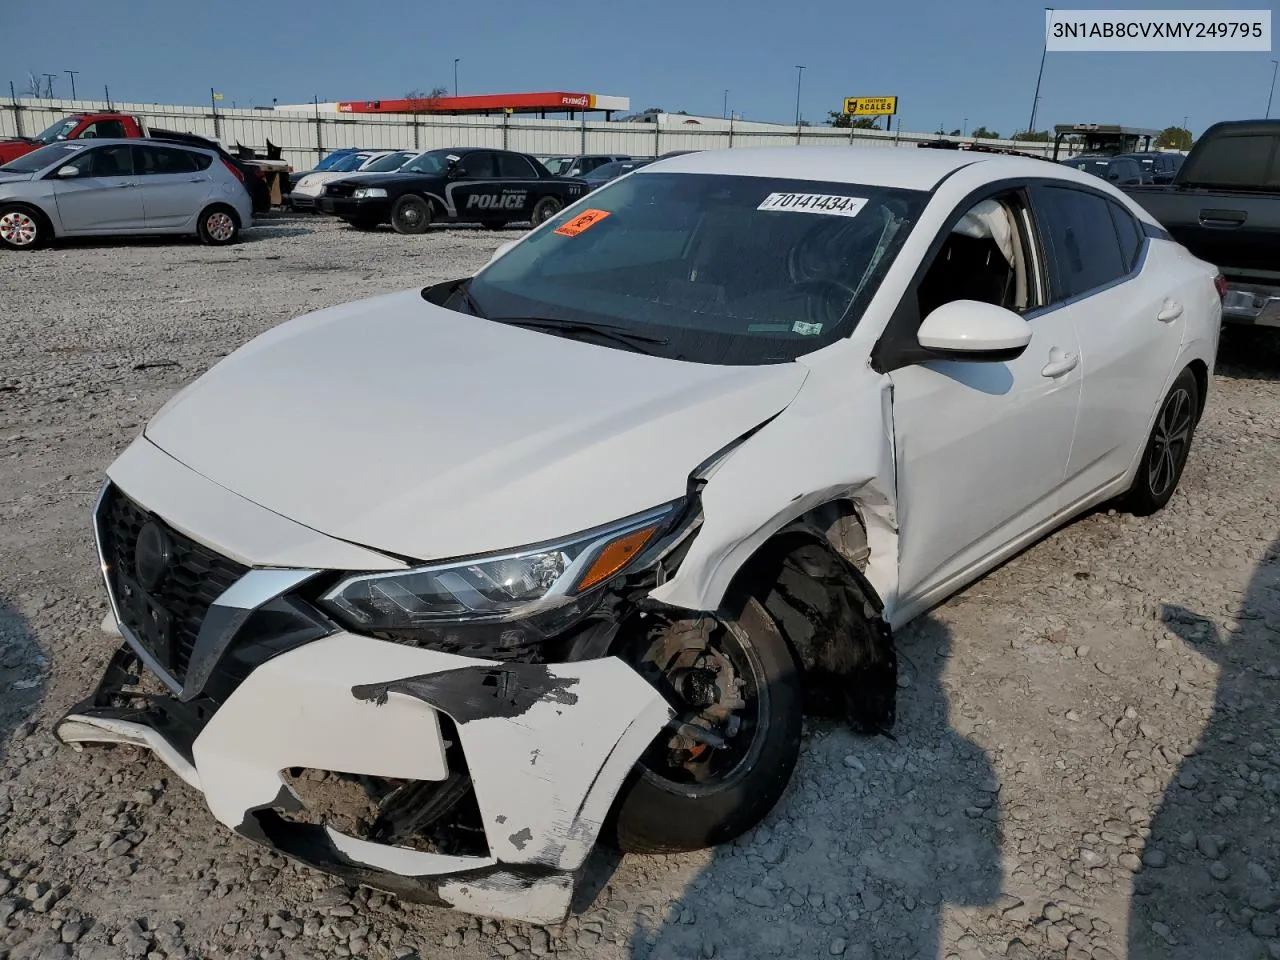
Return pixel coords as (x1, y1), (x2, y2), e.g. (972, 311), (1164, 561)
(530, 197), (562, 227)
(391, 195), (431, 234)
(1122, 367), (1200, 515)
(605, 597), (802, 853)
(0, 205), (47, 250)
(198, 206), (239, 246)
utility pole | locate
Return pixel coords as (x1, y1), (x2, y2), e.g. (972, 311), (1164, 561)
(793, 65), (805, 126)
(1268, 59), (1279, 119)
(454, 58), (460, 97)
(963, 117), (968, 136)
(42, 73), (56, 98)
(723, 89), (729, 120)
(65, 70), (79, 100)
(1027, 7), (1054, 135)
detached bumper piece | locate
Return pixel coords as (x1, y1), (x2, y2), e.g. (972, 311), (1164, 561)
(58, 632), (671, 924)
(1222, 283), (1280, 327)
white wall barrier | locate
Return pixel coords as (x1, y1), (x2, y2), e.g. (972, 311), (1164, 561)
(1, 97), (1066, 171)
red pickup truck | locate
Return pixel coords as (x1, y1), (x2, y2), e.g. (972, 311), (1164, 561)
(0, 112), (278, 212)
(0, 113), (150, 164)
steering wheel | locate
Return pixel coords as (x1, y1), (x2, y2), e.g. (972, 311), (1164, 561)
(790, 278), (859, 328)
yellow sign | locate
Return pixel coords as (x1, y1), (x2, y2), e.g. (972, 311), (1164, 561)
(843, 96), (897, 117)
(212, 92), (224, 101)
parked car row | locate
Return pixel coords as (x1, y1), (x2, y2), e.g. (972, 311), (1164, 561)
(1060, 150), (1185, 187)
(316, 147), (590, 232)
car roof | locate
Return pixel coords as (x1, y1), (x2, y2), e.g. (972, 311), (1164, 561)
(639, 146), (1032, 191)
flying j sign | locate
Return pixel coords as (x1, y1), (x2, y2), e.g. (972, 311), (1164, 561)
(842, 96), (898, 117)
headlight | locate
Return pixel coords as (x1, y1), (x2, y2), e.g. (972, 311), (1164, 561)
(352, 187), (388, 199)
(320, 502), (680, 630)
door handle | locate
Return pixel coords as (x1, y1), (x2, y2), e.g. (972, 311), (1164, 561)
(1041, 351), (1079, 378)
(114, 182), (136, 188)
(1199, 208), (1246, 228)
(1157, 300), (1184, 322)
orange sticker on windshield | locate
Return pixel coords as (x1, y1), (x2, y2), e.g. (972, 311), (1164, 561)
(554, 208), (611, 236)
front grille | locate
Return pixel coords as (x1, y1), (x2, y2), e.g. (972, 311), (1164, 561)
(97, 484), (248, 685)
(324, 183), (355, 198)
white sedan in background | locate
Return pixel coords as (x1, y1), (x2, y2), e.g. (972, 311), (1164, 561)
(289, 150), (413, 210)
(58, 147), (1221, 924)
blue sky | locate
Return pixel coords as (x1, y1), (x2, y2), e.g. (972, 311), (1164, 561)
(3, 0), (1277, 135)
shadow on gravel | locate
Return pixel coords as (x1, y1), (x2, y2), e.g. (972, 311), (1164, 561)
(1216, 327), (1280, 382)
(0, 600), (46, 771)
(1128, 538), (1280, 959)
(630, 614), (1003, 960)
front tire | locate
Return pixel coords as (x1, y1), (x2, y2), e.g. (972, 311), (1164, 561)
(530, 196), (562, 227)
(391, 195), (431, 234)
(1122, 367), (1200, 515)
(0, 204), (49, 250)
(605, 596), (802, 853)
(197, 205), (240, 246)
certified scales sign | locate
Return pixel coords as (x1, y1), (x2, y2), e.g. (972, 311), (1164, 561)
(842, 96), (897, 117)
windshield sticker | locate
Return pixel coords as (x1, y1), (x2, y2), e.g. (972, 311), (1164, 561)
(757, 193), (867, 218)
(554, 208), (611, 237)
(792, 321), (823, 335)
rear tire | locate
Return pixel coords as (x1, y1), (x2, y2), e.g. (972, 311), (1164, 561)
(197, 205), (239, 246)
(0, 204), (49, 250)
(605, 596), (802, 854)
(1121, 367), (1200, 516)
(391, 195), (431, 234)
(530, 196), (562, 227)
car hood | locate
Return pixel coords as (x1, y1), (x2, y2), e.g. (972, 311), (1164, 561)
(0, 172), (34, 184)
(143, 290), (809, 563)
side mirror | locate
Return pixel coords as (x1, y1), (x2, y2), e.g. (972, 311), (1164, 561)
(55, 165), (80, 178)
(447, 164), (465, 179)
(917, 300), (1031, 362)
(486, 239), (518, 265)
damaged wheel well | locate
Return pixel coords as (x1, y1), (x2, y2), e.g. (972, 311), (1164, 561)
(725, 508), (896, 734)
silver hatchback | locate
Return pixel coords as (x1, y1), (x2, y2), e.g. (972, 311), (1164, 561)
(0, 139), (254, 250)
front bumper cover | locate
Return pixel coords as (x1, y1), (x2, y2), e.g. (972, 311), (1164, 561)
(57, 622), (672, 924)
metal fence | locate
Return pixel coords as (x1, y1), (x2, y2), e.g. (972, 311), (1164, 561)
(1, 96), (1065, 170)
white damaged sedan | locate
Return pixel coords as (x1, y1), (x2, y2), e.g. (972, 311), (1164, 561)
(58, 147), (1222, 923)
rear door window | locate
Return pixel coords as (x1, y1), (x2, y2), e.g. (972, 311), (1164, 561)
(78, 119), (128, 139)
(1032, 185), (1128, 301)
(496, 153), (538, 179)
(132, 145), (202, 175)
(1107, 200), (1144, 272)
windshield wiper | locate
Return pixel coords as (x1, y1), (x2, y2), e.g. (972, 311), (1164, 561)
(491, 316), (670, 353)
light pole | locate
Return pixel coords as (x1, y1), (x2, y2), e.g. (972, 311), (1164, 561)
(1268, 59), (1279, 119)
(65, 70), (79, 100)
(42, 73), (56, 98)
(453, 58), (460, 97)
(723, 89), (729, 120)
(794, 65), (805, 126)
(1027, 7), (1054, 135)
(963, 117), (968, 136)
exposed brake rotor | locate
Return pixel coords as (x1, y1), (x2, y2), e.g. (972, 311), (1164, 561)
(636, 617), (751, 781)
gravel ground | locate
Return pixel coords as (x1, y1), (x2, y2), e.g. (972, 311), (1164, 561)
(2, 215), (1278, 960)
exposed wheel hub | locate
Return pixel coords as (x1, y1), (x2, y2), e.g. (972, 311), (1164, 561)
(633, 616), (755, 782)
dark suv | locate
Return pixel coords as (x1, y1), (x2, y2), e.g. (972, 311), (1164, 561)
(1061, 154), (1149, 186)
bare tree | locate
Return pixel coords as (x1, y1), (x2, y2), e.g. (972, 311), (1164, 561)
(25, 72), (43, 98)
(402, 85), (451, 111)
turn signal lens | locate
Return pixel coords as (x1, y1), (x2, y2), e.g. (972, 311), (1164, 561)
(575, 525), (660, 592)
(1214, 274), (1228, 301)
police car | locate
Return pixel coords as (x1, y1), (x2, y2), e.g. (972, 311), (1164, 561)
(317, 147), (589, 233)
